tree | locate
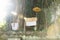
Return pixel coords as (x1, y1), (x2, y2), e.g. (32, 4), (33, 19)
(25, 0), (56, 31)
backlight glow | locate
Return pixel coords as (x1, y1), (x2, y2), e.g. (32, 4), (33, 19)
(0, 0), (10, 27)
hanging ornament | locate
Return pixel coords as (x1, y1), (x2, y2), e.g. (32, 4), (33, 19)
(33, 7), (41, 13)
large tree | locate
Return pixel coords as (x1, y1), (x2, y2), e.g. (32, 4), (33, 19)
(25, 0), (56, 31)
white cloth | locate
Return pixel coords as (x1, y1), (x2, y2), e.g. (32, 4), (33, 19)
(11, 23), (19, 30)
(26, 21), (36, 26)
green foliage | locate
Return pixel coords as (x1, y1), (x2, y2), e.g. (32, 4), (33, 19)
(0, 21), (7, 31)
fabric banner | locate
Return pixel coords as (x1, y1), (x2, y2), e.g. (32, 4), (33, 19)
(26, 21), (36, 26)
(24, 17), (37, 26)
(11, 23), (19, 30)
